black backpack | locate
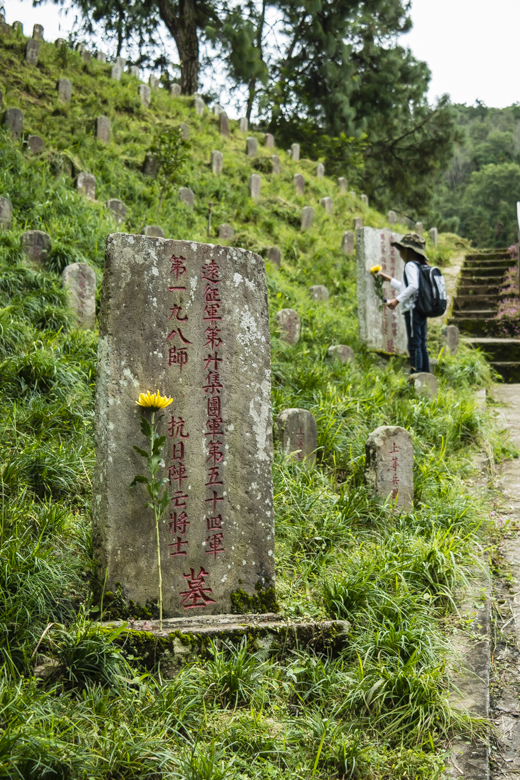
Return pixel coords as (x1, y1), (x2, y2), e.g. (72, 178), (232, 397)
(404, 261), (447, 318)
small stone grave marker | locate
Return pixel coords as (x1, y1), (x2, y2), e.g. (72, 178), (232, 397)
(0, 21), (10, 36)
(441, 324), (459, 355)
(338, 177), (347, 194)
(211, 151), (223, 175)
(276, 409), (317, 467)
(213, 103), (224, 116)
(239, 117), (248, 133)
(0, 196), (12, 228)
(179, 187), (195, 209)
(408, 372), (438, 399)
(25, 39), (40, 65)
(415, 222), (423, 236)
(106, 199), (126, 223)
(96, 116), (110, 143)
(316, 163), (324, 178)
(475, 388), (487, 409)
(301, 206), (314, 230)
(57, 78), (72, 102)
(82, 50), (92, 63)
(62, 262), (96, 329)
(129, 65), (139, 77)
(96, 51), (107, 62)
(115, 56), (126, 68)
(218, 224), (234, 240)
(143, 225), (164, 237)
(360, 194), (369, 207)
(290, 143), (300, 161)
(139, 84), (151, 108)
(388, 210), (396, 224)
(309, 285), (329, 301)
(32, 24), (43, 40)
(111, 64), (122, 81)
(429, 227), (438, 246)
(149, 75), (159, 91)
(55, 38), (66, 48)
(293, 173), (304, 195)
(321, 197), (333, 214)
(276, 309), (300, 345)
(3, 109), (23, 140)
(246, 137), (258, 156)
(353, 217), (363, 230)
(328, 345), (354, 363)
(249, 174), (261, 199)
(264, 133), (274, 148)
(267, 246), (281, 267)
(22, 230), (51, 267)
(93, 234), (274, 617)
(27, 135), (44, 153)
(143, 154), (158, 177)
(12, 22), (23, 34)
(77, 172), (96, 200)
(271, 155), (280, 174)
(365, 425), (413, 511)
(342, 231), (354, 255)
(180, 123), (190, 141)
(219, 112), (229, 137)
(170, 83), (181, 97)
(194, 96), (204, 115)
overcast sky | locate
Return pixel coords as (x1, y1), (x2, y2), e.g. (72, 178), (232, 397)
(4, 0), (520, 109)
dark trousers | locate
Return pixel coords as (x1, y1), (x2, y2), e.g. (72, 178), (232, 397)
(404, 310), (430, 373)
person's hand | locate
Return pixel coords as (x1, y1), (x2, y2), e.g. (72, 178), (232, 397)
(378, 272), (392, 283)
(386, 298), (399, 310)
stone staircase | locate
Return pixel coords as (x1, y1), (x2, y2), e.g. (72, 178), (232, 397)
(449, 249), (520, 382)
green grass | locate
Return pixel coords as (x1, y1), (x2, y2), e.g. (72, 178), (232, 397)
(0, 30), (509, 779)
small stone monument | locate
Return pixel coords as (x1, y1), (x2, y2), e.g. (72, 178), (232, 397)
(271, 155), (280, 174)
(22, 230), (51, 267)
(290, 143), (300, 161)
(328, 345), (354, 363)
(276, 409), (317, 467)
(211, 151), (223, 175)
(32, 24), (44, 40)
(309, 285), (329, 301)
(415, 222), (423, 236)
(338, 177), (347, 194)
(276, 309), (300, 345)
(27, 135), (44, 154)
(249, 174), (261, 199)
(179, 187), (195, 209)
(342, 231), (354, 255)
(57, 78), (72, 102)
(3, 109), (23, 140)
(219, 112), (229, 137)
(441, 324), (459, 355)
(149, 75), (159, 91)
(62, 263), (96, 329)
(143, 225), (164, 238)
(93, 235), (274, 617)
(388, 210), (396, 224)
(356, 227), (408, 356)
(301, 206), (314, 230)
(218, 224), (234, 240)
(55, 38), (66, 48)
(76, 172), (96, 200)
(246, 137), (258, 156)
(353, 217), (363, 230)
(143, 154), (158, 178)
(180, 123), (190, 140)
(0, 21), (10, 36)
(429, 227), (438, 247)
(194, 96), (204, 115)
(111, 64), (122, 81)
(12, 21), (23, 34)
(267, 246), (281, 267)
(360, 194), (369, 207)
(365, 426), (413, 511)
(139, 85), (151, 108)
(115, 56), (126, 68)
(408, 372), (438, 399)
(239, 117), (248, 133)
(171, 83), (181, 97)
(316, 163), (324, 178)
(25, 39), (40, 65)
(293, 173), (304, 196)
(82, 50), (92, 63)
(264, 133), (274, 148)
(106, 199), (127, 222)
(96, 116), (111, 143)
(129, 65), (139, 78)
(213, 103), (224, 116)
(0, 197), (12, 229)
(96, 51), (107, 62)
(320, 197), (333, 214)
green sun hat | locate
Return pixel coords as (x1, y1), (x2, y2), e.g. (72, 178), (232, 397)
(390, 232), (428, 260)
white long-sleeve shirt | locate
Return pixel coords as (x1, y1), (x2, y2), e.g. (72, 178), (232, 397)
(390, 261), (419, 313)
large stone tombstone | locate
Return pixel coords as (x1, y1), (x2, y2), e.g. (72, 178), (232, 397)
(22, 230), (51, 267)
(62, 262), (96, 329)
(365, 426), (413, 511)
(246, 137), (258, 157)
(342, 231), (354, 255)
(77, 172), (96, 200)
(441, 324), (459, 355)
(267, 246), (281, 268)
(27, 135), (44, 154)
(388, 210), (396, 224)
(0, 197), (13, 228)
(57, 78), (72, 102)
(106, 199), (127, 222)
(429, 227), (438, 247)
(32, 24), (44, 40)
(301, 206), (314, 230)
(25, 39), (40, 65)
(316, 163), (325, 179)
(409, 372), (438, 399)
(96, 116), (111, 143)
(143, 225), (164, 238)
(293, 173), (304, 196)
(338, 177), (347, 194)
(218, 224), (234, 241)
(239, 117), (248, 133)
(356, 227), (408, 355)
(211, 150), (223, 175)
(111, 64), (122, 81)
(194, 96), (204, 115)
(290, 143), (300, 161)
(139, 85), (151, 108)
(93, 234), (274, 617)
(276, 409), (317, 467)
(249, 174), (261, 199)
(309, 285), (329, 301)
(219, 112), (229, 137)
(321, 197), (333, 214)
(3, 109), (23, 140)
(264, 133), (274, 148)
(170, 84), (181, 97)
(179, 187), (195, 209)
(328, 345), (354, 363)
(271, 155), (280, 174)
(276, 309), (300, 345)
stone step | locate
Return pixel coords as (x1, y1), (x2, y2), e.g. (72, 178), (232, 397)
(451, 309), (497, 320)
(461, 267), (508, 278)
(461, 337), (520, 362)
(466, 250), (510, 260)
(449, 317), (501, 337)
(465, 257), (512, 267)
(457, 282), (501, 294)
(454, 296), (498, 310)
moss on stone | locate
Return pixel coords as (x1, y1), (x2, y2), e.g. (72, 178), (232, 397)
(230, 584), (278, 614)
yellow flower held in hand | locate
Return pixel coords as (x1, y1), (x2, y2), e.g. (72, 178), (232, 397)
(136, 390), (173, 410)
(370, 265), (382, 274)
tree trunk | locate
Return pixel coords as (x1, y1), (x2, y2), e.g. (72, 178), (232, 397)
(156, 0), (199, 95)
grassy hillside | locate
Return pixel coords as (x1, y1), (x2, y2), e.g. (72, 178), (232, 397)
(0, 31), (508, 780)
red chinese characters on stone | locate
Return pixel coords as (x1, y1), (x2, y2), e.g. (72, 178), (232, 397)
(180, 567), (216, 608)
(388, 441), (400, 499)
(295, 426), (305, 461)
(168, 406), (191, 554)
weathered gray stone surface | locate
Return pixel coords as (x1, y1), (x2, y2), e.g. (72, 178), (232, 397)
(353, 217), (363, 230)
(22, 230), (51, 267)
(0, 196), (12, 229)
(239, 117), (248, 133)
(267, 246), (281, 267)
(276, 409), (317, 467)
(429, 227), (438, 246)
(293, 173), (304, 196)
(96, 115), (110, 143)
(264, 133), (274, 148)
(249, 174), (261, 199)
(149, 75), (159, 91)
(328, 345), (354, 363)
(409, 372), (438, 399)
(290, 143), (300, 161)
(82, 50), (92, 63)
(129, 65), (139, 78)
(276, 308), (300, 345)
(415, 221), (423, 236)
(57, 78), (72, 101)
(442, 324), (460, 355)
(179, 187), (195, 209)
(111, 64), (122, 81)
(309, 285), (329, 301)
(356, 227), (408, 355)
(271, 155), (280, 174)
(316, 163), (324, 178)
(12, 21), (23, 34)
(211, 150), (223, 175)
(301, 206), (314, 230)
(55, 37), (66, 47)
(93, 234), (274, 617)
(143, 154), (158, 177)
(27, 135), (44, 154)
(143, 225), (164, 238)
(365, 425), (413, 511)
(338, 177), (347, 194)
(32, 23), (43, 40)
(170, 83), (181, 97)
(106, 199), (126, 222)
(77, 172), (96, 200)
(246, 137), (258, 157)
(218, 224), (234, 240)
(0, 21), (10, 37)
(320, 197), (333, 214)
(25, 39), (40, 65)
(115, 56), (126, 68)
(139, 84), (151, 108)
(62, 262), (96, 329)
(342, 230), (354, 255)
(96, 51), (107, 62)
(194, 96), (204, 115)
(360, 194), (369, 207)
(388, 210), (396, 224)
(213, 103), (224, 116)
(219, 112), (229, 137)
(180, 123), (190, 140)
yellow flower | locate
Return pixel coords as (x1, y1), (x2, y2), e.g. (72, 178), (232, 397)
(370, 265), (382, 274)
(136, 390), (173, 410)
